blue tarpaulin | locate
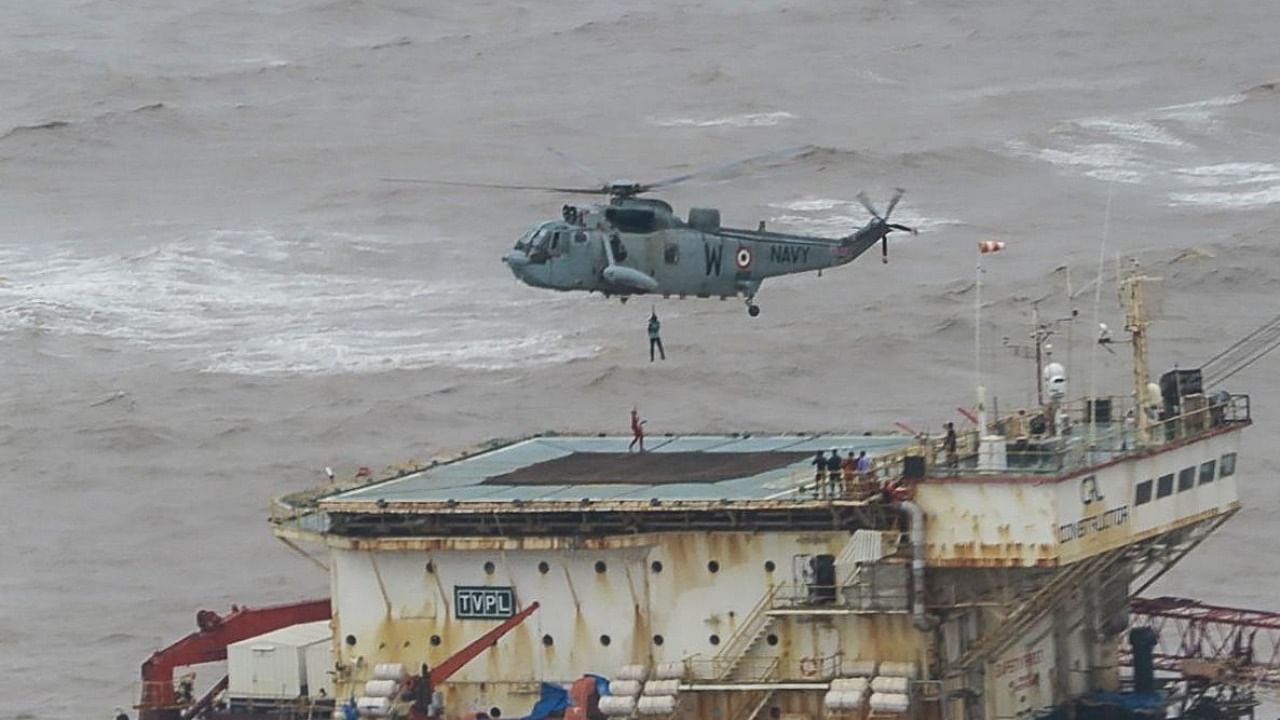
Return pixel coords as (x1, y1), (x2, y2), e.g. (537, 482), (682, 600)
(518, 682), (570, 720)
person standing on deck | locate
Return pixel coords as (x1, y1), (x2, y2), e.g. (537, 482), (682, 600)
(811, 450), (827, 496)
(629, 407), (646, 453)
(825, 450), (843, 498)
(648, 310), (666, 361)
(943, 422), (958, 468)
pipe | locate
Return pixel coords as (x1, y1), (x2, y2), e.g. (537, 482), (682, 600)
(898, 500), (940, 631)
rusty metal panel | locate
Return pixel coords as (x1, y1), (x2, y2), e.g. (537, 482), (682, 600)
(915, 483), (1058, 567)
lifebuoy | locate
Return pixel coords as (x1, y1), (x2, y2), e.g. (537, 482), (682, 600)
(735, 246), (753, 270)
(800, 656), (820, 677)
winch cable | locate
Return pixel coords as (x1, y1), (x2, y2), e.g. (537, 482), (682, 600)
(1201, 312), (1280, 388)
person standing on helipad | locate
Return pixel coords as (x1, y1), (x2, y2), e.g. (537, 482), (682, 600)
(629, 407), (647, 452)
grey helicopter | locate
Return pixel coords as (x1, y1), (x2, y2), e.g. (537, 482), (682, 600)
(388, 147), (917, 316)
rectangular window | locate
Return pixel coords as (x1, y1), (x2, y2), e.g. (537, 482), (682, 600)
(1220, 453), (1237, 477)
(1176, 468), (1194, 494)
(1135, 480), (1153, 505)
(1158, 473), (1176, 498)
(1200, 460), (1217, 485)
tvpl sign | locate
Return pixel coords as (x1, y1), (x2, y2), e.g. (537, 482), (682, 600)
(454, 586), (516, 620)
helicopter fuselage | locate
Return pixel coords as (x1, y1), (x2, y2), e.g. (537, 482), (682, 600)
(502, 198), (891, 313)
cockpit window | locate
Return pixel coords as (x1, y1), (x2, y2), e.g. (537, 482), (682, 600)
(515, 228), (537, 250)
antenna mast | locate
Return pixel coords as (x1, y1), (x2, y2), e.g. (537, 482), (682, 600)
(1121, 261), (1152, 446)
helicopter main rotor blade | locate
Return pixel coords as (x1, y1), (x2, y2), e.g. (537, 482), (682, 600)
(643, 144), (820, 192)
(545, 147), (611, 186)
(888, 223), (917, 234)
(884, 188), (906, 217)
(380, 177), (607, 195)
(855, 191), (882, 219)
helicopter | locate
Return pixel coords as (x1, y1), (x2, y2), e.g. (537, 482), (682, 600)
(387, 147), (917, 316)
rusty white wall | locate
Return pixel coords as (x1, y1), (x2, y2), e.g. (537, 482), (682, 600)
(916, 482), (1058, 567)
(1054, 431), (1242, 563)
(328, 531), (932, 718)
(915, 430), (1242, 567)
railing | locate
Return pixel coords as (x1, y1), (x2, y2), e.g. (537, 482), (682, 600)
(772, 574), (910, 613)
(684, 653), (842, 682)
(714, 584), (786, 676)
(685, 654), (781, 683)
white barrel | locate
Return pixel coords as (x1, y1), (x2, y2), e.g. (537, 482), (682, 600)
(356, 696), (392, 717)
(844, 660), (879, 677)
(608, 680), (642, 698)
(637, 696), (677, 715)
(642, 679), (680, 696)
(364, 680), (399, 698)
(598, 696), (637, 716)
(829, 678), (868, 693)
(823, 691), (843, 711)
(871, 676), (909, 693)
(877, 661), (917, 679)
(615, 664), (648, 681)
(372, 663), (406, 681)
(869, 692), (911, 713)
(847, 690), (869, 710)
(653, 661), (684, 680)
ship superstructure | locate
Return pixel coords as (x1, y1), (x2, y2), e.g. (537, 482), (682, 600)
(136, 271), (1265, 720)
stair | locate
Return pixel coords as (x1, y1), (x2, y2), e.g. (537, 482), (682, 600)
(715, 585), (785, 681)
(951, 547), (1126, 671)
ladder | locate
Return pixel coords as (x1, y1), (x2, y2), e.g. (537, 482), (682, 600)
(951, 547), (1126, 671)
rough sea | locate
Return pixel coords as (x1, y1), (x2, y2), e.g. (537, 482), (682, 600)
(2, 1), (1280, 717)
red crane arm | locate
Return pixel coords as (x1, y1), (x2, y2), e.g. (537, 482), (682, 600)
(139, 598), (331, 720)
(430, 601), (541, 685)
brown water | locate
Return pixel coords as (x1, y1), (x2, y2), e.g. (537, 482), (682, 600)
(3, 1), (1280, 717)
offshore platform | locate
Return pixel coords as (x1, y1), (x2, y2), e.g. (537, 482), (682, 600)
(133, 268), (1280, 720)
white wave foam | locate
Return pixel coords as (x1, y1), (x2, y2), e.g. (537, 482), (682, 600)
(1076, 118), (1188, 148)
(1172, 162), (1280, 186)
(769, 198), (847, 212)
(648, 111), (796, 128)
(0, 229), (595, 375)
(1008, 140), (1151, 184)
(1167, 185), (1280, 209)
(768, 202), (962, 235)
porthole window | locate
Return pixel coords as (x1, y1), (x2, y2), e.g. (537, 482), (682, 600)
(600, 635), (612, 646)
(766, 634), (779, 646)
(650, 560), (663, 573)
(653, 634), (665, 646)
(542, 635), (554, 647)
(538, 561), (550, 574)
(707, 560), (720, 573)
(709, 634), (721, 646)
(764, 560), (776, 572)
(345, 634), (357, 646)
(484, 561), (496, 575)
(489, 708), (502, 718)
(430, 635), (442, 646)
(595, 560), (608, 574)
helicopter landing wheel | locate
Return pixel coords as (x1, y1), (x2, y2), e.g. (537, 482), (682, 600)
(747, 304), (761, 317)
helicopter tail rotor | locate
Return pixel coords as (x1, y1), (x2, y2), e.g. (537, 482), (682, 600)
(845, 189), (917, 263)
